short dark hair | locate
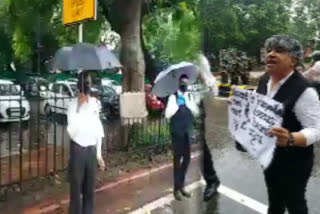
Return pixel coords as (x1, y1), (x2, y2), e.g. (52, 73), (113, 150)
(179, 74), (189, 80)
(77, 71), (91, 94)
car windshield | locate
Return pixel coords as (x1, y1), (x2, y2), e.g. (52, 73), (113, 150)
(103, 79), (120, 86)
(102, 85), (116, 94)
(0, 84), (20, 96)
(111, 80), (120, 86)
(70, 84), (78, 96)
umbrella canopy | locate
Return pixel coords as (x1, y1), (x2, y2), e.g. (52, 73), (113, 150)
(152, 62), (199, 97)
(52, 43), (122, 71)
(52, 47), (73, 71)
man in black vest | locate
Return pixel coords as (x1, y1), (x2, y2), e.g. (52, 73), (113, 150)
(256, 35), (320, 214)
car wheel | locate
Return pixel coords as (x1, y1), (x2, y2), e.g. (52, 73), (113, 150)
(45, 104), (52, 116)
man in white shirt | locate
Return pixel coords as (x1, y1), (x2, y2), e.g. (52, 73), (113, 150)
(165, 74), (199, 201)
(198, 54), (221, 201)
(67, 72), (105, 214)
(303, 51), (320, 82)
(255, 35), (320, 214)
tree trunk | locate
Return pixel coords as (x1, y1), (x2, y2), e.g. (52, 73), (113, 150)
(105, 0), (145, 92)
(100, 0), (146, 149)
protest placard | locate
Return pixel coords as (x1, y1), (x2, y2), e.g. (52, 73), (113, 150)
(228, 88), (284, 168)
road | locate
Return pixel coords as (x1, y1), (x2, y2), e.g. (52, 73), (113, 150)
(127, 97), (320, 214)
(6, 96), (320, 214)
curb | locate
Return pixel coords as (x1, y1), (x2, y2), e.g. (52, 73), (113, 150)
(22, 151), (201, 214)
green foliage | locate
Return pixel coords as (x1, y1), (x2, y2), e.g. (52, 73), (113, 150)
(2, 0), (319, 74)
(7, 0), (59, 61)
(200, 0), (291, 58)
(200, 0), (245, 54)
(238, 0), (290, 56)
(12, 26), (32, 62)
(143, 2), (202, 65)
(0, 0), (13, 71)
(1, 0), (108, 71)
(287, 0), (320, 47)
(129, 119), (171, 148)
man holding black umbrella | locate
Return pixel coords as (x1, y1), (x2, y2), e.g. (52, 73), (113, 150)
(67, 71), (105, 214)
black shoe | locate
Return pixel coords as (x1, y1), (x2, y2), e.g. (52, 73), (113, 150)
(203, 181), (220, 202)
(174, 191), (183, 201)
(180, 188), (191, 198)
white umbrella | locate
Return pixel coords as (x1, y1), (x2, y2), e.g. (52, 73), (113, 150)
(152, 62), (199, 97)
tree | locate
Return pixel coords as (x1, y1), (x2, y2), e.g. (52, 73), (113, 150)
(200, 0), (245, 55)
(99, 0), (145, 92)
(0, 0), (13, 71)
(143, 3), (202, 67)
(5, 0), (106, 73)
(99, 0), (202, 89)
(288, 0), (320, 48)
(236, 0), (291, 58)
(200, 0), (292, 61)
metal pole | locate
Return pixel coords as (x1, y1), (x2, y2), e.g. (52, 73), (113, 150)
(79, 23), (83, 43)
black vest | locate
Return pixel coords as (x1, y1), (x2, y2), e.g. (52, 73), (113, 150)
(256, 71), (313, 161)
(170, 93), (194, 133)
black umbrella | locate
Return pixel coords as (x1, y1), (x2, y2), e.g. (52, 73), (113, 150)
(52, 43), (122, 71)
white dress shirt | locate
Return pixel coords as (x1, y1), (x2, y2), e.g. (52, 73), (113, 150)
(67, 96), (104, 159)
(267, 71), (320, 145)
(165, 90), (199, 119)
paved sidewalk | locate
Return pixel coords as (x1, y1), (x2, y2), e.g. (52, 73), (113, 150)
(19, 152), (201, 214)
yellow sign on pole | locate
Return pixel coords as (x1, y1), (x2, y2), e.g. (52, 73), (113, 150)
(63, 0), (97, 25)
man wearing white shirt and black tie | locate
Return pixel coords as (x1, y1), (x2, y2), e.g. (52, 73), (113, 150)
(256, 35), (320, 214)
(67, 72), (105, 214)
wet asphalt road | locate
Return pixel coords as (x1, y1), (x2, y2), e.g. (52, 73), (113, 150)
(148, 98), (320, 214)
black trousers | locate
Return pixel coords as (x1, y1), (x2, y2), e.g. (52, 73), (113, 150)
(264, 149), (313, 214)
(69, 141), (97, 214)
(200, 99), (219, 186)
(202, 140), (219, 185)
(172, 131), (191, 192)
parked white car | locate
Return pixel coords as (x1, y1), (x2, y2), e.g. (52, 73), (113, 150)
(101, 78), (122, 94)
(44, 81), (104, 117)
(44, 81), (78, 115)
(39, 85), (48, 98)
(0, 80), (30, 122)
